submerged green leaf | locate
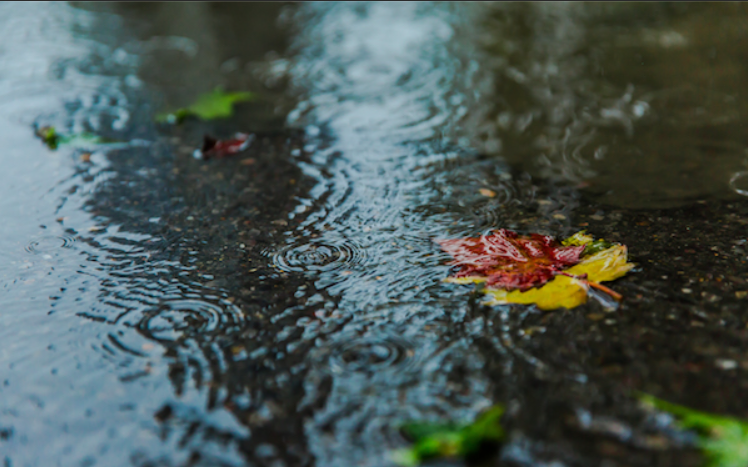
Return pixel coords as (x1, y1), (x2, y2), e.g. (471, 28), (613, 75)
(35, 126), (119, 150)
(639, 393), (748, 467)
(58, 133), (117, 147)
(156, 87), (255, 124)
(391, 405), (505, 466)
(400, 421), (462, 441)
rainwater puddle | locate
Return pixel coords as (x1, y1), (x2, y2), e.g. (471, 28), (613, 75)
(2, 3), (748, 467)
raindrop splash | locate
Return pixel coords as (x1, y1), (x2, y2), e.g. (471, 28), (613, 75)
(136, 298), (245, 342)
(270, 236), (368, 274)
(24, 234), (76, 254)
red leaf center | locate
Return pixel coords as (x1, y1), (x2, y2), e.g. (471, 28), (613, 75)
(437, 229), (585, 291)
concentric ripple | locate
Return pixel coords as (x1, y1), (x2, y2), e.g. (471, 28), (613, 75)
(136, 298), (245, 342)
(313, 331), (420, 375)
(24, 234), (77, 254)
(270, 237), (368, 274)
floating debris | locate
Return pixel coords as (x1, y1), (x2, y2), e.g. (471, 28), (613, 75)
(640, 393), (748, 467)
(391, 405), (505, 467)
(193, 133), (254, 160)
(34, 126), (118, 150)
(156, 87), (254, 124)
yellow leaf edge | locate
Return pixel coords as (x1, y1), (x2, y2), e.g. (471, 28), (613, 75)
(484, 245), (635, 310)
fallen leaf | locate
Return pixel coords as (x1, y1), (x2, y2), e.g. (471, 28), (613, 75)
(437, 229), (586, 291)
(484, 245), (634, 310)
(438, 230), (634, 310)
(34, 125), (120, 150)
(156, 87), (254, 124)
(639, 393), (748, 467)
(194, 133), (254, 160)
(391, 405), (505, 467)
(35, 126), (60, 149)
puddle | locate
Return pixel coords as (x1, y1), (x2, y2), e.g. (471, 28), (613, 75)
(1, 2), (748, 467)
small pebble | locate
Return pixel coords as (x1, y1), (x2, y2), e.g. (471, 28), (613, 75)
(716, 359), (738, 370)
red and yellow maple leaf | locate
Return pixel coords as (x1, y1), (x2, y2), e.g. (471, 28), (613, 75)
(437, 230), (634, 310)
(436, 229), (586, 291)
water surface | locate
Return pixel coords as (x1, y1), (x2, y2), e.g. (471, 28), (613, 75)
(2, 2), (748, 467)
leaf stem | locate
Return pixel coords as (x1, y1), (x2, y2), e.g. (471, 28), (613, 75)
(586, 281), (623, 301)
(557, 272), (623, 301)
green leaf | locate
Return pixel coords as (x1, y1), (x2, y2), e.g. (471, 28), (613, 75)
(391, 405), (505, 466)
(401, 422), (461, 441)
(639, 393), (748, 467)
(390, 448), (420, 467)
(460, 405), (505, 453)
(561, 230), (615, 256)
(35, 126), (59, 150)
(35, 126), (120, 150)
(58, 133), (118, 147)
(156, 87), (255, 124)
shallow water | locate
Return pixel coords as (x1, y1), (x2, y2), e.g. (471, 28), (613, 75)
(3, 2), (748, 466)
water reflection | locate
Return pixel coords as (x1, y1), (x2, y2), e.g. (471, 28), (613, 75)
(0, 2), (302, 465)
(269, 235), (370, 275)
(475, 2), (748, 208)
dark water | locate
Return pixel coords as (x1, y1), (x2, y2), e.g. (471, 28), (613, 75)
(3, 2), (748, 466)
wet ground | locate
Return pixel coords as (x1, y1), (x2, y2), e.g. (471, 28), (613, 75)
(3, 2), (748, 467)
